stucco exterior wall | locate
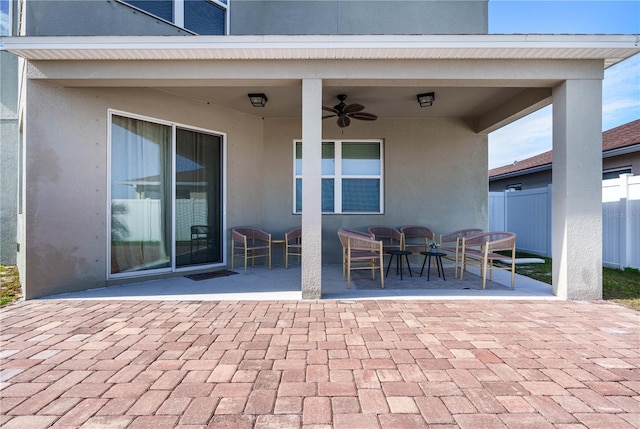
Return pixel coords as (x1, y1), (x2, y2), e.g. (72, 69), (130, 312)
(231, 0), (488, 35)
(25, 0), (190, 36)
(0, 51), (19, 265)
(604, 152), (640, 176)
(262, 116), (488, 265)
(21, 80), (487, 297)
(21, 81), (264, 298)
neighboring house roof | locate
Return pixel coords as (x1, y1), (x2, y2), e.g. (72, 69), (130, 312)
(489, 119), (640, 180)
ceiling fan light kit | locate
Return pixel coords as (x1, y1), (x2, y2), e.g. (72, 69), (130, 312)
(322, 94), (378, 128)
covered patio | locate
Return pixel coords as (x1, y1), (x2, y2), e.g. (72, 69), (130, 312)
(5, 34), (639, 300)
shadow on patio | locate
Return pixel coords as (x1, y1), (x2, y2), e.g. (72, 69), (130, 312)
(41, 262), (556, 301)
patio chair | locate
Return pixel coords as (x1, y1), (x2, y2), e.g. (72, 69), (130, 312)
(338, 228), (384, 289)
(460, 232), (516, 289)
(439, 228), (484, 278)
(231, 227), (272, 273)
(335, 228), (374, 277)
(284, 227), (302, 269)
(190, 225), (214, 263)
(400, 225), (435, 253)
(367, 226), (404, 252)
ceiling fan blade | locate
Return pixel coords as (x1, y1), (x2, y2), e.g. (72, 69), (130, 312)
(322, 114), (337, 119)
(337, 116), (351, 128)
(343, 104), (364, 114)
(349, 112), (377, 121)
(323, 106), (339, 114)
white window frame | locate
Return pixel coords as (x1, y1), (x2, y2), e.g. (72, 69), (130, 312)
(293, 139), (384, 215)
(107, 109), (227, 280)
(117, 0), (229, 35)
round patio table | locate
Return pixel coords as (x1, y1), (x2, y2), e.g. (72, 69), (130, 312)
(386, 250), (413, 280)
(420, 251), (447, 281)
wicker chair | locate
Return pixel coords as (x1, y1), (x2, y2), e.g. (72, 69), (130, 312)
(338, 228), (384, 289)
(460, 232), (516, 289)
(439, 228), (484, 278)
(284, 227), (302, 269)
(367, 226), (404, 253)
(400, 225), (435, 253)
(231, 227), (271, 273)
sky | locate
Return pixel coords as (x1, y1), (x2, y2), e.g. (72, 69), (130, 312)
(0, 0), (8, 36)
(488, 0), (640, 169)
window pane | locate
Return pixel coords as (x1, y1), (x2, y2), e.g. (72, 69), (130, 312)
(185, 0), (225, 35)
(296, 142), (335, 175)
(111, 115), (171, 274)
(322, 179), (335, 212)
(175, 128), (223, 267)
(342, 142), (380, 175)
(295, 142), (302, 175)
(342, 179), (380, 212)
(295, 178), (302, 213)
(124, 1), (173, 21)
(602, 168), (631, 180)
(295, 179), (335, 213)
(322, 142), (335, 175)
(1, 0), (9, 36)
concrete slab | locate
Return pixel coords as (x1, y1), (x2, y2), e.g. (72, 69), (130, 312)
(42, 263), (556, 302)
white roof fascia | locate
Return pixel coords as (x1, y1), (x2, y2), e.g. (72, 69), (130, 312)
(603, 144), (640, 158)
(2, 34), (639, 67)
(489, 164), (552, 181)
(490, 143), (640, 180)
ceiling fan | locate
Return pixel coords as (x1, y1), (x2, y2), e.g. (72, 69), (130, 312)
(322, 94), (378, 128)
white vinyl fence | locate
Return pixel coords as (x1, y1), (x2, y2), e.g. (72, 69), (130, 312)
(112, 199), (208, 242)
(489, 174), (639, 269)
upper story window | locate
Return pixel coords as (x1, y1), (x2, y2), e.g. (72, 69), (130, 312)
(1, 0), (12, 36)
(122, 0), (227, 35)
(294, 140), (384, 214)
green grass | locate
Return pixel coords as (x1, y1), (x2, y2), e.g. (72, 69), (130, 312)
(603, 267), (640, 311)
(0, 265), (22, 307)
(510, 252), (640, 311)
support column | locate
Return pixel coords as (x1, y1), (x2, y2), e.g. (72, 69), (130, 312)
(552, 79), (603, 299)
(301, 79), (322, 299)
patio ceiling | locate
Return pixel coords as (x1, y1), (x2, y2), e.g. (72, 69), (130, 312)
(155, 85), (540, 121)
(4, 34), (638, 126)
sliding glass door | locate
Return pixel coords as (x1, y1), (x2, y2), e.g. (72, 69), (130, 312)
(175, 128), (222, 267)
(110, 113), (223, 277)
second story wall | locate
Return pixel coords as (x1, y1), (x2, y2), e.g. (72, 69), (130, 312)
(22, 0), (488, 36)
(231, 0), (488, 35)
(25, 0), (191, 36)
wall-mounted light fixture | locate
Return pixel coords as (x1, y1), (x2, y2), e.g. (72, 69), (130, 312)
(248, 93), (268, 107)
(416, 92), (435, 107)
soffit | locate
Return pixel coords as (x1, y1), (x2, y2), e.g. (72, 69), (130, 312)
(4, 34), (639, 67)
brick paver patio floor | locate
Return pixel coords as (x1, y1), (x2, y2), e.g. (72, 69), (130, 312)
(1, 299), (639, 428)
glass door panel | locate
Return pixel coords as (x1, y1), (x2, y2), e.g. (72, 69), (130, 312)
(110, 115), (171, 274)
(175, 128), (222, 267)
